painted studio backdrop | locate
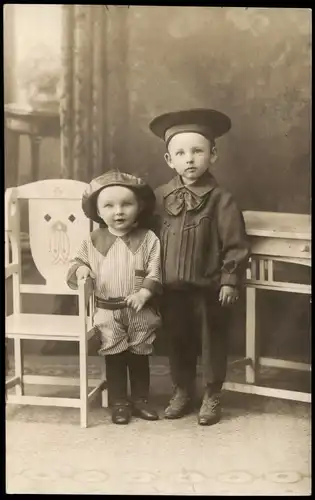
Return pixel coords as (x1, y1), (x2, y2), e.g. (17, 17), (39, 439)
(4, 6), (311, 358)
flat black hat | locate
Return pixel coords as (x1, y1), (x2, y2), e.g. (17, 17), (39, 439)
(149, 108), (231, 145)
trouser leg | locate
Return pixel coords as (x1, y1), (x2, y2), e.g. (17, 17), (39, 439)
(162, 290), (199, 418)
(191, 290), (228, 426)
(162, 289), (198, 418)
(197, 290), (229, 392)
(162, 290), (199, 394)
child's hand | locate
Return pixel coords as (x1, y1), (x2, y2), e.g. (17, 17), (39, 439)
(126, 289), (152, 312)
(76, 266), (95, 282)
(219, 285), (239, 306)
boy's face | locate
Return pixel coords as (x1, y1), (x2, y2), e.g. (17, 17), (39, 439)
(96, 185), (140, 232)
(164, 132), (217, 184)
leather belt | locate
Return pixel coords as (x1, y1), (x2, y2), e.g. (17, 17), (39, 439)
(95, 296), (127, 310)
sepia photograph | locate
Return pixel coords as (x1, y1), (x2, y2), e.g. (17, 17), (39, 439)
(4, 5), (311, 495)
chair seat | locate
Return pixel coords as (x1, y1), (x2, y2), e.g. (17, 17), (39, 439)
(6, 313), (84, 341)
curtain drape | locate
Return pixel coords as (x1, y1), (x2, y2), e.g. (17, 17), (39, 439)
(59, 5), (108, 181)
(49, 5), (130, 356)
(44, 5), (109, 356)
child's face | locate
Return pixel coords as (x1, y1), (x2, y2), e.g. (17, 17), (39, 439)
(97, 185), (140, 232)
(164, 132), (217, 184)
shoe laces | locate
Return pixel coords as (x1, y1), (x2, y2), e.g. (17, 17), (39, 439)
(201, 393), (220, 412)
(169, 388), (190, 405)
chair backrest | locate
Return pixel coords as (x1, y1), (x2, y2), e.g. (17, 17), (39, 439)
(5, 179), (94, 307)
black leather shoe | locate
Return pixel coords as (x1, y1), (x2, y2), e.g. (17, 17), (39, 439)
(198, 392), (221, 426)
(111, 402), (132, 425)
(164, 388), (194, 419)
(132, 399), (159, 421)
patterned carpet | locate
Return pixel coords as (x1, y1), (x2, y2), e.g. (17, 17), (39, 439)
(6, 355), (311, 495)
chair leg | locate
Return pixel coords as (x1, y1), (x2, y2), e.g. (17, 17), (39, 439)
(101, 358), (108, 408)
(14, 338), (24, 396)
(79, 337), (89, 428)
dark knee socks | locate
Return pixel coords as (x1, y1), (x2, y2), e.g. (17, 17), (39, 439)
(127, 352), (150, 402)
(105, 352), (128, 406)
(105, 352), (151, 405)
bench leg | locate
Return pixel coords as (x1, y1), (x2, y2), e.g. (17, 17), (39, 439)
(246, 287), (259, 384)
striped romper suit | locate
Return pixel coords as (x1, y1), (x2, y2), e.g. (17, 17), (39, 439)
(67, 226), (162, 355)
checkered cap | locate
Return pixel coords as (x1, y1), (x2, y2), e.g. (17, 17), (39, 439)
(82, 170), (156, 225)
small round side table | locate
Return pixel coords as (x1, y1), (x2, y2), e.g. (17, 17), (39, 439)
(4, 102), (60, 187)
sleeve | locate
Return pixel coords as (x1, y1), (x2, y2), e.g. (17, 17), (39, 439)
(66, 238), (92, 290)
(141, 233), (163, 295)
(217, 192), (251, 288)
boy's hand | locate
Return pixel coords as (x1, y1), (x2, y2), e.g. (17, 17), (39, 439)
(219, 285), (239, 306)
(126, 288), (152, 312)
(76, 266), (95, 281)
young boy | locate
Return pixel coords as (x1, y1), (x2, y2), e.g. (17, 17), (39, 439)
(67, 170), (162, 425)
(149, 109), (250, 426)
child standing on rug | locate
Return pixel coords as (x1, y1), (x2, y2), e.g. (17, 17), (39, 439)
(149, 109), (250, 426)
(67, 171), (162, 425)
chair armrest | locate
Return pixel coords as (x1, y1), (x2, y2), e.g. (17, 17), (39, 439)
(78, 276), (94, 315)
(5, 263), (19, 279)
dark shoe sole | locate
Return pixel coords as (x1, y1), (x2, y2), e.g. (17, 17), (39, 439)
(198, 415), (221, 426)
(132, 409), (159, 421)
(112, 418), (130, 425)
(164, 404), (194, 419)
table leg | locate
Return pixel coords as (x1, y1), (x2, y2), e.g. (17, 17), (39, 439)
(245, 286), (259, 384)
(30, 135), (42, 181)
(5, 129), (20, 188)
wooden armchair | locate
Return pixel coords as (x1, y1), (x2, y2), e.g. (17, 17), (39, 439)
(5, 179), (107, 427)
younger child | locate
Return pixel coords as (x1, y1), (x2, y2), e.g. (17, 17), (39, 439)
(149, 109), (250, 426)
(67, 171), (162, 425)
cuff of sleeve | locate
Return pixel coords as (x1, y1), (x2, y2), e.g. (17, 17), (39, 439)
(66, 263), (89, 290)
(142, 277), (163, 295)
(220, 273), (238, 287)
